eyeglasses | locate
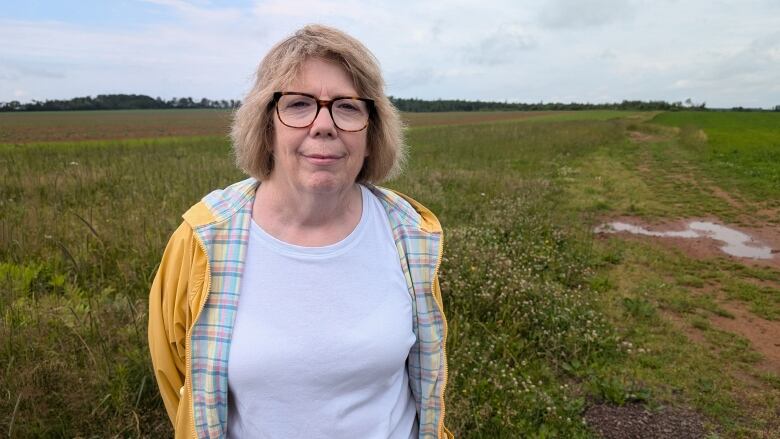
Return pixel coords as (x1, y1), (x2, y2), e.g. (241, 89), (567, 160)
(273, 92), (374, 132)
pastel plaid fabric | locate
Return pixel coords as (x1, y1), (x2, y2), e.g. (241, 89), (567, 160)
(188, 178), (447, 438)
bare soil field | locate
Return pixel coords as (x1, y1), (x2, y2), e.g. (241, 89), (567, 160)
(0, 109), (567, 144)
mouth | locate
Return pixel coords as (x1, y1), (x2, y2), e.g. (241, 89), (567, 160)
(301, 153), (344, 165)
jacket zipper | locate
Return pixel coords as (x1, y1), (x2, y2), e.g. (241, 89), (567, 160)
(433, 231), (448, 439)
(187, 230), (212, 439)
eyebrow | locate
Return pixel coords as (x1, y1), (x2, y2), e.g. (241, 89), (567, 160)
(282, 91), (365, 100)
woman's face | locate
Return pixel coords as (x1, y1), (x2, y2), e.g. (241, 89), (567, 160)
(270, 57), (369, 195)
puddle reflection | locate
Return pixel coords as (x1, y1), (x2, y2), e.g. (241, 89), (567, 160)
(595, 221), (774, 259)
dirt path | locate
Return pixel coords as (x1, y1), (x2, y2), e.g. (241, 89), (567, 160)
(599, 128), (780, 380)
(586, 123), (779, 437)
(629, 129), (780, 227)
(710, 302), (780, 374)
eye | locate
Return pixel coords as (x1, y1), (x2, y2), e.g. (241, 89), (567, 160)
(335, 100), (362, 112)
(285, 98), (312, 109)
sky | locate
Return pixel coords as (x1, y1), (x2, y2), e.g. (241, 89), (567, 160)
(2, 0), (780, 108)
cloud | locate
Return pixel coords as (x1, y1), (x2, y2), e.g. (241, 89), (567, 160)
(709, 31), (780, 80)
(2, 0), (779, 107)
(0, 15), (266, 101)
(466, 25), (536, 65)
(600, 49), (617, 60)
(669, 31), (780, 98)
(138, 0), (245, 23)
(386, 68), (439, 91)
(0, 62), (66, 81)
(539, 0), (635, 29)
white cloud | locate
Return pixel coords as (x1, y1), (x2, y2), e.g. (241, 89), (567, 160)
(138, 0), (245, 23)
(539, 0), (635, 29)
(1, 0), (779, 107)
(466, 25), (537, 65)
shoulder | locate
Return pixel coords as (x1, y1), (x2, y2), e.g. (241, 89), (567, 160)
(182, 177), (259, 228)
(366, 185), (442, 234)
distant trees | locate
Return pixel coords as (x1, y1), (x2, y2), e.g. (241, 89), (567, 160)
(1, 93), (771, 112)
(0, 94), (241, 112)
(388, 97), (693, 112)
(683, 98), (706, 110)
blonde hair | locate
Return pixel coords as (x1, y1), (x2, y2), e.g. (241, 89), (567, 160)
(231, 24), (406, 183)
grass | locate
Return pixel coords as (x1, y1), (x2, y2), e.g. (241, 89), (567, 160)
(560, 110), (780, 436)
(1, 109), (779, 437)
(653, 111), (780, 204)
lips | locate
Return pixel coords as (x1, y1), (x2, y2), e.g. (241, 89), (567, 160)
(301, 152), (344, 165)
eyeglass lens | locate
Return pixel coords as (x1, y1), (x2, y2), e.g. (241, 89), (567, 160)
(277, 95), (369, 131)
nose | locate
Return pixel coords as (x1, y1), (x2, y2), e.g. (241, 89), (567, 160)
(310, 102), (337, 138)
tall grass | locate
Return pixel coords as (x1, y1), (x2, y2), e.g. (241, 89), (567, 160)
(0, 116), (633, 436)
(3, 111), (776, 436)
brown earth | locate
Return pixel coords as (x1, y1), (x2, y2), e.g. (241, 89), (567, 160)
(664, 300), (780, 376)
(595, 215), (780, 374)
(679, 177), (778, 225)
(710, 302), (780, 374)
(0, 110), (566, 144)
(661, 311), (708, 346)
(401, 110), (564, 127)
(0, 109), (234, 143)
(627, 130), (669, 144)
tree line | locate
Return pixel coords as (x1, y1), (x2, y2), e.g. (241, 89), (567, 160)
(388, 97), (704, 112)
(1, 93), (778, 112)
(0, 94), (240, 112)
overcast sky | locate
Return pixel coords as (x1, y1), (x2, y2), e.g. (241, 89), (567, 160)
(2, 0), (779, 108)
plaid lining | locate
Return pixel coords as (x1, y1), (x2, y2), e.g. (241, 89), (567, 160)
(188, 178), (446, 438)
(369, 184), (445, 439)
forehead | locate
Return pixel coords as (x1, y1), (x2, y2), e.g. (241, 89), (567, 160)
(283, 57), (358, 96)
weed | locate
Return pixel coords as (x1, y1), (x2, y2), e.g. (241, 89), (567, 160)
(622, 297), (656, 320)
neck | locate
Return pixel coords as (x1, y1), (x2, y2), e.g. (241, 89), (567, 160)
(252, 178), (363, 246)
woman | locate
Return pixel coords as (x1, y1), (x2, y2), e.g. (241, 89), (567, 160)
(148, 25), (453, 439)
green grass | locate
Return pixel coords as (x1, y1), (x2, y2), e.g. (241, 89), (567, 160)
(653, 111), (780, 203)
(551, 110), (780, 436)
(2, 110), (779, 437)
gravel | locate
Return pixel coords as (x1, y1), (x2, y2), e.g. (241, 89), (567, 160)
(584, 402), (708, 439)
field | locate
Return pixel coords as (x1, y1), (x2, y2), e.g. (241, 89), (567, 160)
(1, 109), (779, 437)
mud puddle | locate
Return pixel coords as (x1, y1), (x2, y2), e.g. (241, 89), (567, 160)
(595, 220), (775, 260)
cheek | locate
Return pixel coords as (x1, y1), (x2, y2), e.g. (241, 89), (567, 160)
(272, 124), (302, 156)
(353, 132), (369, 157)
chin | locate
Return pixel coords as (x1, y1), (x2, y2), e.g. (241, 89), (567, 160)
(301, 174), (354, 193)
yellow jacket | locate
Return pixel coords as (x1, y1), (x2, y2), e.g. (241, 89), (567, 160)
(148, 178), (453, 438)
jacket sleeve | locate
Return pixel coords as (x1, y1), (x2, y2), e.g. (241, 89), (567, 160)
(148, 221), (196, 426)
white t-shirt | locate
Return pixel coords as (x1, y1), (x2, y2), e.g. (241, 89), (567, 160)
(227, 185), (418, 439)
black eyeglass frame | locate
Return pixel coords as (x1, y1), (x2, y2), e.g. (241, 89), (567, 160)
(272, 91), (375, 132)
